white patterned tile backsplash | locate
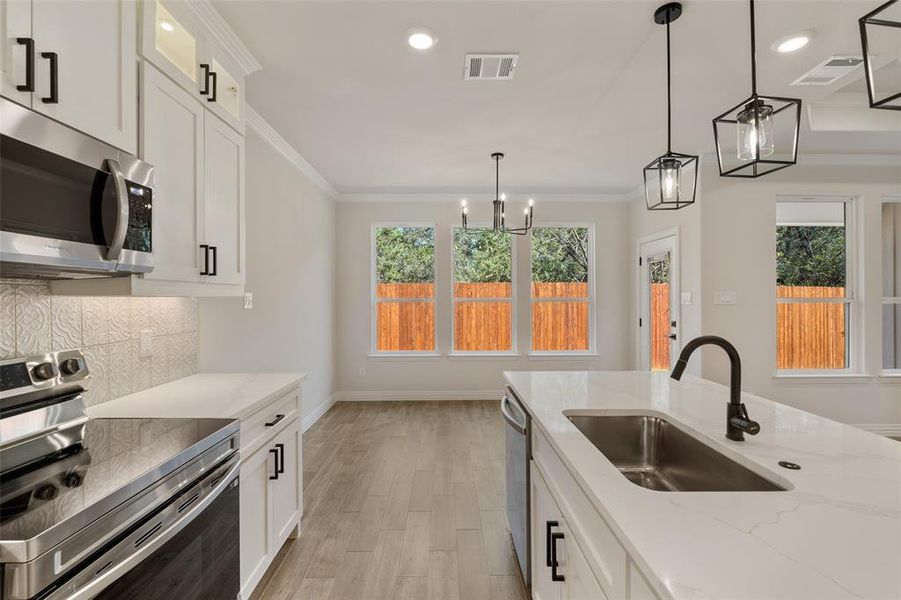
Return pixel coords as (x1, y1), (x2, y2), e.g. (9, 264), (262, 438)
(0, 282), (198, 406)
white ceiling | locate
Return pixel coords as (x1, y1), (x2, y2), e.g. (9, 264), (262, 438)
(216, 0), (901, 195)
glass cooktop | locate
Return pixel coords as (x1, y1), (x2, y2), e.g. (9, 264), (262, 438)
(0, 417), (236, 543)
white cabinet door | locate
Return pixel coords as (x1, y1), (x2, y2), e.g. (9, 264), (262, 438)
(269, 421), (301, 548)
(240, 443), (275, 600)
(30, 0), (137, 152)
(200, 39), (244, 134)
(0, 0), (32, 105)
(531, 461), (564, 600)
(563, 521), (608, 600)
(140, 63), (204, 283)
(140, 0), (203, 96)
(203, 112), (245, 285)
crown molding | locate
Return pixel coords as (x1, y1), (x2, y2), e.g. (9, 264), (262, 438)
(246, 105), (339, 199)
(184, 0), (262, 75)
(338, 192), (630, 203)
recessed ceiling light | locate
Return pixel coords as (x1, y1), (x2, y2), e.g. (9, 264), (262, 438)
(407, 28), (436, 50)
(772, 31), (815, 54)
(160, 20), (175, 32)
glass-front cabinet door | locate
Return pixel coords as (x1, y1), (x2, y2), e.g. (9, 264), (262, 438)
(141, 0), (202, 95)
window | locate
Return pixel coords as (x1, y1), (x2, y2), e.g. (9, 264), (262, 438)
(883, 199), (901, 372)
(530, 226), (593, 352)
(776, 198), (854, 371)
(372, 225), (435, 353)
(452, 227), (513, 352)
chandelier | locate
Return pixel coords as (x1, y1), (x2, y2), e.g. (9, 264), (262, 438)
(460, 152), (534, 236)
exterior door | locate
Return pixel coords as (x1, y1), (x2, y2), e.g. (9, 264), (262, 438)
(639, 235), (679, 371)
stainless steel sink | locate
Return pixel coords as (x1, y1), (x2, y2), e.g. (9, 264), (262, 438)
(567, 414), (787, 492)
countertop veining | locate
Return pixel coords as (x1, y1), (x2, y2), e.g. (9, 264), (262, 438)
(504, 370), (901, 600)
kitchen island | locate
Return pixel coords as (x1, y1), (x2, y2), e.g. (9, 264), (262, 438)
(505, 370), (901, 600)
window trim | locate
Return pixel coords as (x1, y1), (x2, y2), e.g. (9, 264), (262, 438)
(882, 196), (901, 376)
(450, 223), (518, 355)
(527, 222), (596, 355)
(370, 222), (437, 355)
(774, 195), (860, 375)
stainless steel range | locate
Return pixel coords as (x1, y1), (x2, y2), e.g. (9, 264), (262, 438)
(0, 351), (240, 600)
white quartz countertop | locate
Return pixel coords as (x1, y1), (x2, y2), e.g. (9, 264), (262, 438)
(88, 373), (305, 421)
(504, 370), (901, 600)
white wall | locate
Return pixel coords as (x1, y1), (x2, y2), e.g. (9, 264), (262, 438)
(199, 126), (336, 421)
(334, 199), (631, 397)
(697, 162), (901, 426)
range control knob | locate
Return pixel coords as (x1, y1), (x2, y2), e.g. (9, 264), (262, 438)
(35, 484), (58, 501)
(32, 362), (56, 381)
(63, 473), (83, 488)
(59, 358), (81, 376)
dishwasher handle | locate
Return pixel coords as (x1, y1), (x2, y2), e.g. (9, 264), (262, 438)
(501, 395), (526, 435)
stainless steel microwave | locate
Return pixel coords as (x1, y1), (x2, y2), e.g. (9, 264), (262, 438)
(0, 98), (153, 279)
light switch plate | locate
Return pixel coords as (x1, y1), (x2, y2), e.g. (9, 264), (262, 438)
(714, 291), (737, 305)
(139, 330), (153, 358)
(243, 292), (253, 310)
(681, 292), (692, 305)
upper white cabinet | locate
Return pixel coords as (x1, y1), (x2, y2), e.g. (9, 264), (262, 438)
(140, 0), (245, 133)
(203, 112), (245, 285)
(0, 0), (137, 152)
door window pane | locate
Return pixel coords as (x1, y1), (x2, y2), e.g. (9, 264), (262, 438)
(374, 226), (435, 352)
(648, 253), (671, 370)
(884, 202), (901, 370)
(453, 228), (513, 352)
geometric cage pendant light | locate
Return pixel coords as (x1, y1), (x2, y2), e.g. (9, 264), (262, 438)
(644, 2), (698, 211)
(712, 0), (802, 178)
(859, 0), (901, 111)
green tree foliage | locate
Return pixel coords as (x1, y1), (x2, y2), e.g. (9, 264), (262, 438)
(376, 227), (434, 283)
(531, 227), (589, 283)
(776, 226), (845, 287)
(454, 228), (511, 283)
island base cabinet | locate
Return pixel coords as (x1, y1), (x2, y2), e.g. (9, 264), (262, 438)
(239, 441), (273, 599)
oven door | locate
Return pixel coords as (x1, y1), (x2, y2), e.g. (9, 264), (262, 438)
(0, 98), (153, 278)
(41, 458), (240, 600)
(502, 388), (530, 588)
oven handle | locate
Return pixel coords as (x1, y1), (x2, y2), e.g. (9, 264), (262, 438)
(501, 394), (526, 435)
(105, 158), (130, 261)
(56, 457), (240, 600)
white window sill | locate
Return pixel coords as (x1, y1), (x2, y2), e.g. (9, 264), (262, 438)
(447, 353), (522, 360)
(367, 353), (441, 361)
(772, 373), (873, 384)
(528, 352), (600, 360)
(879, 372), (901, 383)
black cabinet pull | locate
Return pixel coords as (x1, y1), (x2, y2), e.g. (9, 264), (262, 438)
(551, 531), (565, 582)
(207, 70), (217, 103)
(269, 448), (279, 480)
(210, 245), (217, 276)
(545, 520), (558, 567)
(16, 38), (34, 92)
(199, 63), (210, 95)
(40, 51), (58, 103)
(199, 244), (209, 275)
(275, 443), (285, 474)
(265, 414), (285, 427)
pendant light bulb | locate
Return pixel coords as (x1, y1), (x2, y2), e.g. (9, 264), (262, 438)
(736, 100), (774, 161)
(528, 198), (534, 207)
(660, 158), (681, 200)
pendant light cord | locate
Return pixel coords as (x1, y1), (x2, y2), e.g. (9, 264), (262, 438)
(666, 17), (672, 154)
(749, 0), (757, 95)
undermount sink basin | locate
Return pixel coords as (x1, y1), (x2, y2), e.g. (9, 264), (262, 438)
(567, 414), (787, 492)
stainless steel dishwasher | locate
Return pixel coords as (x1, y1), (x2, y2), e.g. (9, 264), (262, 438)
(501, 386), (530, 588)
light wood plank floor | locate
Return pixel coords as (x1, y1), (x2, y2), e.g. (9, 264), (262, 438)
(253, 400), (528, 600)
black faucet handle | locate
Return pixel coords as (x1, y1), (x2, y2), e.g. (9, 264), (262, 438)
(730, 403), (760, 436)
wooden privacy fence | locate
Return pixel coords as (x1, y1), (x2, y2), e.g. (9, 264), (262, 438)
(375, 282), (589, 351)
(651, 283), (670, 371)
(777, 286), (846, 369)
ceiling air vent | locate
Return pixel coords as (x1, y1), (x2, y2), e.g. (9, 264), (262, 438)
(464, 54), (518, 80)
(791, 55), (864, 86)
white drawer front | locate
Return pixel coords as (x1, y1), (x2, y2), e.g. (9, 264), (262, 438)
(241, 389), (299, 456)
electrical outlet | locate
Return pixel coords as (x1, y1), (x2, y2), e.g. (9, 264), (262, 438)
(359, 368), (366, 378)
(714, 291), (737, 305)
(139, 330), (153, 358)
(243, 292), (253, 310)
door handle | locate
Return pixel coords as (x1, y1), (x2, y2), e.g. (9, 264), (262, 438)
(275, 443), (285, 474)
(199, 244), (210, 275)
(265, 414), (285, 427)
(105, 159), (129, 261)
(207, 70), (217, 102)
(551, 531), (565, 582)
(669, 334), (677, 340)
(545, 520), (559, 567)
(15, 38), (34, 92)
(210, 245), (217, 276)
(199, 63), (210, 95)
(40, 51), (58, 103)
(269, 448), (279, 480)
(500, 395), (526, 435)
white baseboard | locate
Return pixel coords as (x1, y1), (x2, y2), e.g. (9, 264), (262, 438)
(302, 394), (337, 432)
(333, 390), (501, 402)
(854, 423), (901, 438)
